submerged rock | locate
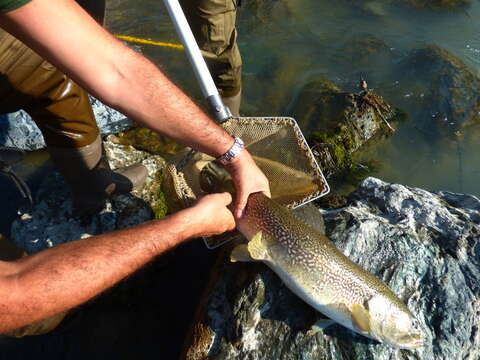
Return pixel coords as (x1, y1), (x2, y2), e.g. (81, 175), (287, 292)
(400, 0), (472, 9)
(348, 0), (472, 10)
(333, 34), (394, 71)
(182, 177), (480, 360)
(10, 138), (166, 254)
(0, 97), (132, 151)
(399, 45), (480, 139)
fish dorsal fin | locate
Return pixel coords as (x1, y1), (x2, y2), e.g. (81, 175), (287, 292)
(230, 244), (255, 262)
(247, 231), (270, 261)
(351, 303), (371, 334)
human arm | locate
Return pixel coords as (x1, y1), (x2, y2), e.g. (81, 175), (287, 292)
(0, 193), (235, 334)
(0, 0), (270, 216)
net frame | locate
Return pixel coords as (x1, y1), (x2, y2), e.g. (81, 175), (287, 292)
(163, 116), (330, 249)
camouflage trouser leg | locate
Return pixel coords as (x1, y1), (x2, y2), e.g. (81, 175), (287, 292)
(0, 29), (100, 149)
(181, 0), (242, 97)
(0, 235), (68, 337)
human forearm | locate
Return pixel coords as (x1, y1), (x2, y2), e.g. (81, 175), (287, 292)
(0, 0), (234, 157)
(0, 211), (194, 333)
(104, 50), (235, 157)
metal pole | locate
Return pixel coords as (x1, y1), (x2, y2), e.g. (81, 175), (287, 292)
(163, 0), (231, 122)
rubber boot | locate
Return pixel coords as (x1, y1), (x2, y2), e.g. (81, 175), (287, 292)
(48, 135), (148, 215)
(222, 89), (242, 117)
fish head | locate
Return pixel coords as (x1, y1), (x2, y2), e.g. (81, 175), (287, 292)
(367, 295), (424, 349)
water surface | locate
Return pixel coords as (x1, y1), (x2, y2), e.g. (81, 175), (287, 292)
(107, 0), (480, 197)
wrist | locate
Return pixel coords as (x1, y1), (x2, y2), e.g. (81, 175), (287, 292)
(215, 136), (244, 166)
(168, 208), (201, 240)
(223, 147), (249, 170)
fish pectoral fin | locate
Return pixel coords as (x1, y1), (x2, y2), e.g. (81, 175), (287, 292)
(230, 244), (255, 262)
(351, 303), (371, 334)
(306, 319), (336, 337)
(247, 231), (270, 261)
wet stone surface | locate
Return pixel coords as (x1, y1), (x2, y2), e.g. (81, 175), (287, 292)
(10, 139), (165, 254)
(0, 97), (132, 151)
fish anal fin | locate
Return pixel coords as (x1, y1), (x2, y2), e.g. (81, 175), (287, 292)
(306, 319), (336, 337)
(247, 231), (269, 261)
(230, 244), (255, 263)
(351, 303), (371, 334)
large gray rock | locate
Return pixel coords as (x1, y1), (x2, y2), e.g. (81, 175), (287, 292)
(0, 97), (132, 151)
(182, 177), (480, 360)
(10, 137), (165, 254)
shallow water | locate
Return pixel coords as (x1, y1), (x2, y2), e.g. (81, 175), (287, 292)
(107, 0), (480, 197)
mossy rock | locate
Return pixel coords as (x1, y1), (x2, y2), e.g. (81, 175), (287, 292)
(112, 127), (182, 157)
(290, 78), (397, 177)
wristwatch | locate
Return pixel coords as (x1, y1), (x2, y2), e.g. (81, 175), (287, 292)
(216, 136), (244, 165)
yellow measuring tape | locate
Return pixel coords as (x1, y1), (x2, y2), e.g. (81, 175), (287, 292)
(115, 34), (184, 50)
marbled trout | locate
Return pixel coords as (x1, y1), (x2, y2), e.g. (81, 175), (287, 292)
(232, 192), (424, 349)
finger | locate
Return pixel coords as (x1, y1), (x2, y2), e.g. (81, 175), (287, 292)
(262, 187), (271, 198)
(234, 191), (247, 219)
(226, 220), (236, 232)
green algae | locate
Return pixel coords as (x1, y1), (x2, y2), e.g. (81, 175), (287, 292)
(144, 171), (169, 219)
(152, 191), (168, 219)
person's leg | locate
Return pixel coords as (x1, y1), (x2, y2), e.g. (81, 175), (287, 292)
(181, 0), (242, 116)
(0, 30), (147, 214)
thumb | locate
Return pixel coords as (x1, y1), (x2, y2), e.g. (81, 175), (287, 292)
(219, 192), (233, 206)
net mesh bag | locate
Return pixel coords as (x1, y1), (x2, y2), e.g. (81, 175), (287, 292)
(163, 117), (329, 248)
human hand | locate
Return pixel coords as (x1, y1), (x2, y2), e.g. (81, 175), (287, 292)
(186, 193), (236, 238)
(224, 149), (271, 219)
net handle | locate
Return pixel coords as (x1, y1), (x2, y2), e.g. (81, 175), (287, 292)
(163, 0), (232, 122)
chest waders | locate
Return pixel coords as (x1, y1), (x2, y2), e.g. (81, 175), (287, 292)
(0, 0), (147, 214)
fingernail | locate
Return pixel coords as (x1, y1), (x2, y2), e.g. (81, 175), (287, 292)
(236, 209), (244, 218)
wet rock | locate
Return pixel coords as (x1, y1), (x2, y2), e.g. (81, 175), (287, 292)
(399, 45), (480, 138)
(289, 79), (397, 177)
(110, 127), (182, 157)
(10, 138), (166, 254)
(182, 177), (480, 360)
(0, 97), (132, 151)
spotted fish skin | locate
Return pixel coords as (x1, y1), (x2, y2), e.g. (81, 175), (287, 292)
(234, 192), (424, 349)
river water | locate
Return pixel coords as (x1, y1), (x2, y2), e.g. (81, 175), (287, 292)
(107, 0), (480, 197)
